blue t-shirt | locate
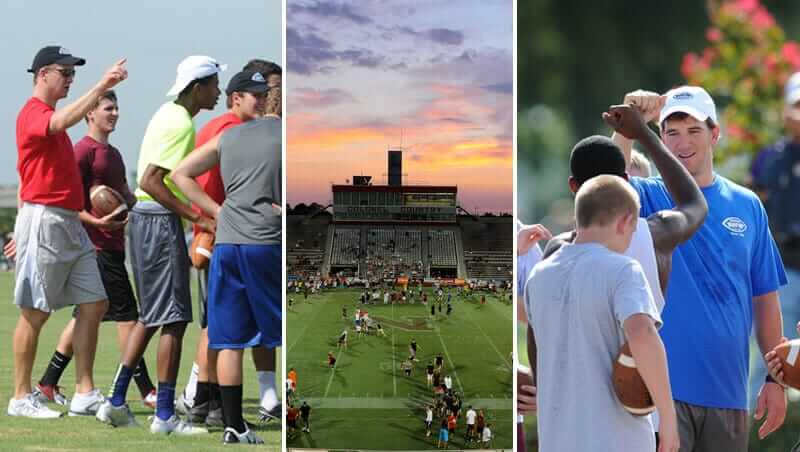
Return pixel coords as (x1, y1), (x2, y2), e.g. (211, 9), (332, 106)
(631, 175), (787, 409)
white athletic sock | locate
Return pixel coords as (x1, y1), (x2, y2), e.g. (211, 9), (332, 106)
(258, 371), (278, 410)
(184, 362), (199, 401)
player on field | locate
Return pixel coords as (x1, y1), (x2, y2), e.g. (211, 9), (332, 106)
(435, 353), (444, 370)
(9, 46), (126, 420)
(33, 90), (157, 411)
(300, 401), (312, 433)
(426, 362), (434, 387)
(410, 339), (419, 361)
(328, 352), (337, 368)
(425, 405), (434, 437)
(465, 405), (477, 442)
(96, 56), (220, 436)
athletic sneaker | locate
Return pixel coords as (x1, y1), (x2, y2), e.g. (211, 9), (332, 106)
(222, 426), (264, 444)
(258, 405), (281, 423)
(7, 394), (62, 418)
(206, 407), (223, 427)
(33, 384), (69, 406)
(175, 392), (193, 416)
(96, 400), (138, 427)
(143, 390), (157, 410)
(68, 389), (104, 416)
(150, 415), (208, 435)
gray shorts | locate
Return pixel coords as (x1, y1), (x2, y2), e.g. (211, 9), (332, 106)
(14, 203), (107, 312)
(129, 202), (191, 327)
(675, 401), (748, 452)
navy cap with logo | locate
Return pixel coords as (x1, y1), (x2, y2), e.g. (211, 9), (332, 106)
(225, 70), (269, 95)
(27, 46), (86, 74)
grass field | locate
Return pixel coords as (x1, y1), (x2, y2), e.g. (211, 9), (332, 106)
(517, 320), (800, 452)
(0, 271), (281, 451)
(286, 288), (513, 451)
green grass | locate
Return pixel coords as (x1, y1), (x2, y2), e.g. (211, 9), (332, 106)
(517, 321), (800, 452)
(0, 271), (281, 451)
(286, 288), (513, 450)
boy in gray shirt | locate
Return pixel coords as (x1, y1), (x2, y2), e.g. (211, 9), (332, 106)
(526, 175), (679, 452)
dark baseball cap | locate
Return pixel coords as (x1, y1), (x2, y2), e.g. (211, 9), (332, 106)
(225, 70), (269, 95)
(27, 46), (86, 74)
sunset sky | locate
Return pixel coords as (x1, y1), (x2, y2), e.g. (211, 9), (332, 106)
(287, 0), (513, 214)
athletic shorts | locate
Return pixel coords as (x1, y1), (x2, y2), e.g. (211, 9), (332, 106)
(72, 250), (137, 322)
(675, 401), (748, 452)
(14, 203), (106, 312)
(439, 429), (448, 442)
(425, 421), (432, 429)
(129, 203), (192, 327)
(207, 244), (281, 349)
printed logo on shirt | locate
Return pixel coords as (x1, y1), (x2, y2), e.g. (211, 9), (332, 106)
(722, 217), (747, 236)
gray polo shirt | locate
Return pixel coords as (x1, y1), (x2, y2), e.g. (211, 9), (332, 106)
(526, 242), (661, 452)
(216, 118), (282, 246)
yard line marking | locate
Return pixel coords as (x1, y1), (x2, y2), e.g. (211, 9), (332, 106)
(463, 303), (511, 370)
(391, 300), (397, 396)
(435, 324), (464, 394)
(323, 345), (344, 398)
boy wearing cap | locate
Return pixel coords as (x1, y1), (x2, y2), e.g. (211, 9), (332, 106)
(172, 109), (281, 444)
(95, 56), (221, 435)
(9, 46), (126, 419)
(176, 70), (271, 427)
(614, 87), (787, 451)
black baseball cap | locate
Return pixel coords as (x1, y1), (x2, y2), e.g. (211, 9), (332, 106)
(225, 70), (269, 95)
(27, 46), (86, 74)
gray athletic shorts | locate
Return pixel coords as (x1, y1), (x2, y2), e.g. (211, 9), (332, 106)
(14, 203), (107, 312)
(129, 202), (192, 327)
(675, 401), (748, 452)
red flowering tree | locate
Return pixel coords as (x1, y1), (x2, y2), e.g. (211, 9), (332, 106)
(682, 0), (800, 164)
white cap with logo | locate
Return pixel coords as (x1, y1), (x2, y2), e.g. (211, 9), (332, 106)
(659, 86), (718, 125)
(785, 72), (800, 105)
(166, 55), (228, 97)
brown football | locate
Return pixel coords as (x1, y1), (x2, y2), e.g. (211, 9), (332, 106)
(90, 185), (127, 220)
(773, 339), (800, 389)
(612, 342), (655, 416)
(190, 232), (215, 269)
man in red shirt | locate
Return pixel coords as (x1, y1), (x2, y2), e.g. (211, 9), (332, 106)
(31, 90), (157, 410)
(9, 46), (126, 419)
(177, 69), (270, 426)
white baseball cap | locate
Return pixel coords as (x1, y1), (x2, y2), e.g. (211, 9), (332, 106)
(166, 55), (227, 97)
(785, 72), (800, 105)
(659, 86), (718, 125)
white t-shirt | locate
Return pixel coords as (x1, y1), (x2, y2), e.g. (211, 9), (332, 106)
(466, 409), (477, 425)
(444, 376), (452, 388)
(482, 427), (491, 442)
(426, 409), (433, 422)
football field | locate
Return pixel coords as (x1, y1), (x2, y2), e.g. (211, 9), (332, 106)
(286, 288), (513, 450)
(0, 271), (281, 451)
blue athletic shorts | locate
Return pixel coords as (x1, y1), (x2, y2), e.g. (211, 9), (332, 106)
(207, 244), (281, 349)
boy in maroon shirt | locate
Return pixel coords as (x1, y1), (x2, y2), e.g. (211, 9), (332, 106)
(32, 90), (157, 409)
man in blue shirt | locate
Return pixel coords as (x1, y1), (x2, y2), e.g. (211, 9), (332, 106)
(614, 87), (788, 451)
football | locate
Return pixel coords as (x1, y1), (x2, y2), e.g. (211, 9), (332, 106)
(612, 342), (655, 416)
(89, 185), (128, 220)
(773, 339), (800, 389)
(190, 231), (215, 269)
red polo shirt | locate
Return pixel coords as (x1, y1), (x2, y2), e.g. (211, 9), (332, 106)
(16, 97), (84, 210)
